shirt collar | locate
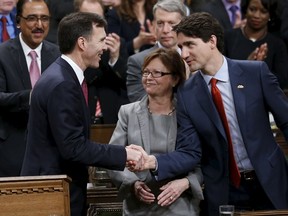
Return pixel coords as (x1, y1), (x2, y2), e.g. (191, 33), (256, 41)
(0, 14), (13, 25)
(201, 56), (229, 85)
(19, 32), (43, 59)
(157, 41), (181, 55)
(61, 54), (84, 84)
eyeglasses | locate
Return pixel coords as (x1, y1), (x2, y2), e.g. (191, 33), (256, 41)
(142, 69), (173, 78)
(19, 15), (50, 24)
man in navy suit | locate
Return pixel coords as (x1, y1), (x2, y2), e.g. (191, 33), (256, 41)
(173, 12), (288, 215)
(0, 0), (60, 177)
(21, 12), (142, 216)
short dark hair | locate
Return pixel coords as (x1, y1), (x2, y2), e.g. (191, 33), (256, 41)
(58, 12), (106, 54)
(16, 0), (48, 24)
(142, 48), (186, 91)
(241, 0), (279, 32)
(173, 12), (224, 53)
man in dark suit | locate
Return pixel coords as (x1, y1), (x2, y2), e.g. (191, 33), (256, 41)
(75, 0), (129, 124)
(200, 0), (243, 30)
(173, 12), (288, 215)
(0, 0), (60, 177)
(20, 12), (143, 216)
(0, 0), (19, 43)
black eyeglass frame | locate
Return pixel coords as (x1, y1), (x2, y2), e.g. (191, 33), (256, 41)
(142, 69), (173, 78)
(19, 15), (50, 23)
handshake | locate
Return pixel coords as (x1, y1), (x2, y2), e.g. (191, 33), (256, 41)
(125, 144), (156, 172)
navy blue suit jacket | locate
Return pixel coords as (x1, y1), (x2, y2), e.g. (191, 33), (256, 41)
(21, 57), (127, 215)
(173, 58), (288, 215)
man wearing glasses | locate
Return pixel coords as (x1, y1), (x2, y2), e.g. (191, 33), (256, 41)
(0, 0), (60, 177)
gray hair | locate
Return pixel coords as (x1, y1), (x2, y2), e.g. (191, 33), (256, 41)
(153, 0), (187, 18)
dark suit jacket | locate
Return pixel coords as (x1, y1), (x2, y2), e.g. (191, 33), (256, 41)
(172, 58), (288, 215)
(21, 57), (127, 216)
(85, 40), (129, 124)
(200, 0), (233, 30)
(0, 36), (60, 177)
(106, 8), (154, 56)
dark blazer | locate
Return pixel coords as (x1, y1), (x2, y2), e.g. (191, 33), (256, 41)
(20, 57), (127, 216)
(173, 58), (288, 215)
(106, 8), (154, 56)
(200, 0), (233, 30)
(0, 36), (60, 177)
(85, 40), (129, 124)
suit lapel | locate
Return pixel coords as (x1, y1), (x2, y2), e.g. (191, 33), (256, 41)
(195, 73), (228, 140)
(136, 97), (151, 154)
(10, 37), (32, 89)
(227, 59), (247, 136)
(41, 41), (56, 71)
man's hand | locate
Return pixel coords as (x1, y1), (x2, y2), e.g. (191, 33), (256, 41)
(125, 145), (143, 169)
(126, 144), (157, 171)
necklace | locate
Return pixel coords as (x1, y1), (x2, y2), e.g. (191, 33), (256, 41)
(242, 26), (267, 42)
(147, 105), (175, 116)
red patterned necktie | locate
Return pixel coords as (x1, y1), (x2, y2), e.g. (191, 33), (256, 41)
(29, 51), (40, 88)
(81, 79), (88, 105)
(95, 100), (102, 117)
(1, 16), (10, 42)
(211, 78), (241, 187)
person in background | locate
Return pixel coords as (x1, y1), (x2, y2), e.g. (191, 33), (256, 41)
(0, 0), (18, 43)
(100, 0), (121, 11)
(106, 0), (156, 56)
(127, 0), (187, 102)
(20, 12), (143, 216)
(173, 12), (288, 215)
(224, 0), (288, 89)
(200, 0), (244, 30)
(74, 0), (129, 124)
(45, 0), (74, 44)
(0, 0), (60, 177)
(108, 48), (203, 216)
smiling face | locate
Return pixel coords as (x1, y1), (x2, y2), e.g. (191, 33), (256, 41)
(177, 32), (214, 73)
(245, 0), (270, 31)
(154, 8), (182, 49)
(83, 25), (107, 69)
(18, 1), (50, 49)
(142, 57), (177, 98)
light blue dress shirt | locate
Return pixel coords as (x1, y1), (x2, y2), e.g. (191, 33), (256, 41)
(201, 56), (253, 172)
(0, 14), (16, 42)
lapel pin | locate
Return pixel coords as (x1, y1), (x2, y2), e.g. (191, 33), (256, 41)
(237, 84), (244, 89)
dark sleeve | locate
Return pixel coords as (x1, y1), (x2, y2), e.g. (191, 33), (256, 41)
(155, 89), (202, 181)
(47, 81), (127, 170)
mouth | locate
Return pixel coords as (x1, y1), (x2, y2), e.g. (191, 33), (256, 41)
(32, 29), (44, 37)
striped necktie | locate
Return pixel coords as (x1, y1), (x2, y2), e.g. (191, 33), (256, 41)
(1, 16), (10, 42)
